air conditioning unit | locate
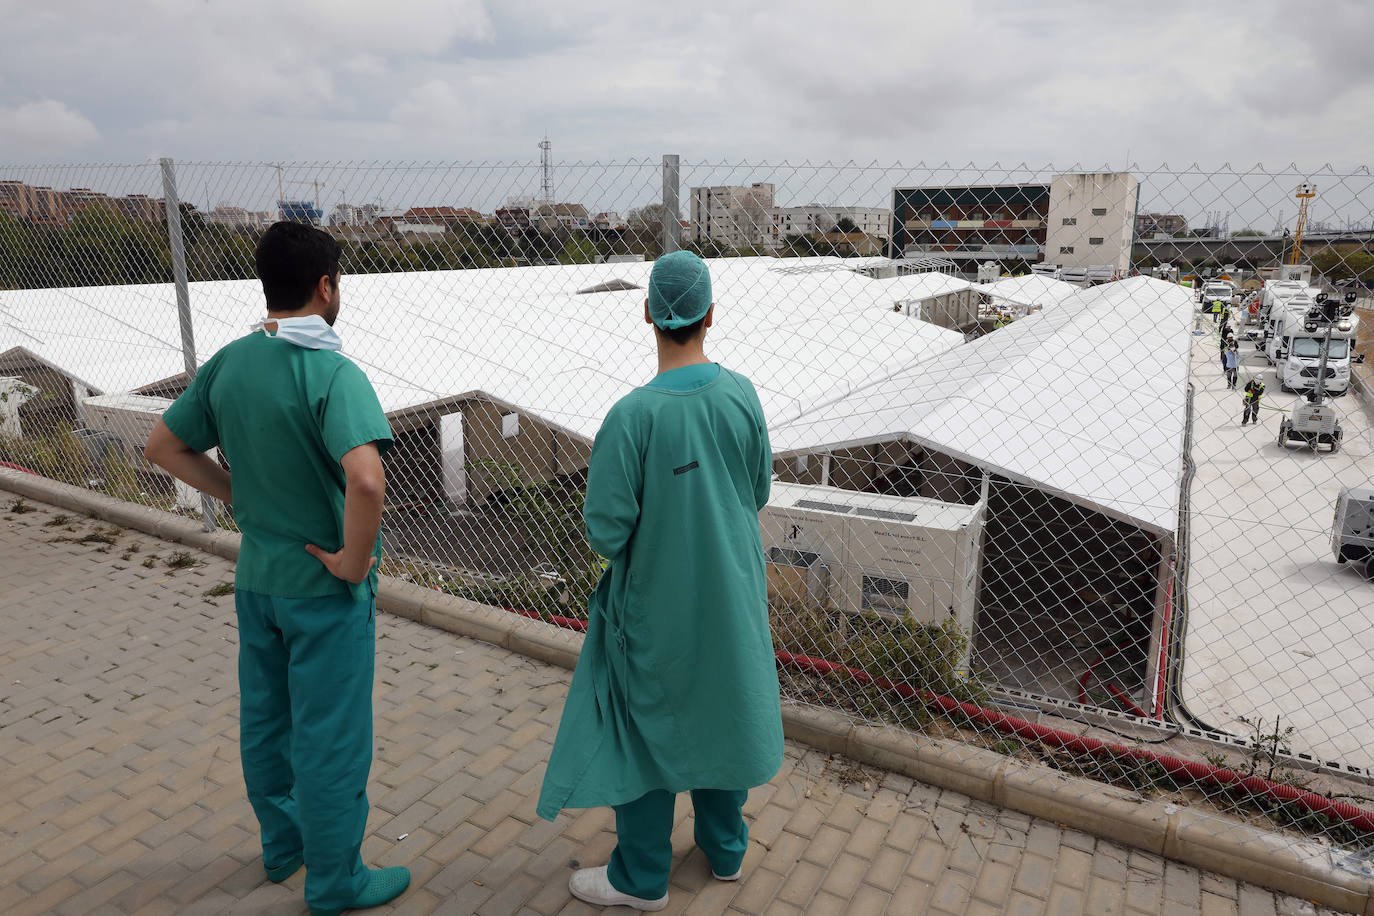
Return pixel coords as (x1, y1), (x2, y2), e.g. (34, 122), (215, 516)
(82, 393), (174, 468)
(760, 481), (985, 637)
(82, 393), (214, 510)
(0, 377), (39, 438)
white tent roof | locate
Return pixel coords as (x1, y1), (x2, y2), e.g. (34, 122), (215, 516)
(768, 277), (1197, 535)
(0, 258), (966, 443)
(866, 271), (980, 303)
(980, 274), (1081, 309)
(1, 264), (1196, 534)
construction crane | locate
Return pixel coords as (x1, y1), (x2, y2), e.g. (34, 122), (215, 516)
(268, 163), (327, 221)
(1290, 182), (1316, 265)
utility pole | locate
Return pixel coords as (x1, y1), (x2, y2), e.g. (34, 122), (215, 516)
(662, 155), (681, 255)
(159, 158), (217, 532)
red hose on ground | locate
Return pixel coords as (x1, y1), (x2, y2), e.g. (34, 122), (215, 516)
(1076, 641), (1149, 718)
(774, 650), (1374, 836)
(1105, 683), (1149, 719)
(491, 603), (1374, 835)
(501, 606), (589, 632)
(0, 461), (40, 475)
(1152, 578), (1174, 720)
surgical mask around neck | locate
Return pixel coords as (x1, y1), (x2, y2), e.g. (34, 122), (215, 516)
(251, 315), (342, 351)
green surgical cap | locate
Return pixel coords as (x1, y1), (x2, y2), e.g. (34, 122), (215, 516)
(648, 251), (713, 329)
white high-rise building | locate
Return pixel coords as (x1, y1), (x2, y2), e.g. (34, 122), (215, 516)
(689, 183), (776, 248)
(1042, 173), (1140, 277)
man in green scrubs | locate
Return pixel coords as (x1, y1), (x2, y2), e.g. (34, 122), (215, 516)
(536, 251), (783, 911)
(145, 221), (409, 916)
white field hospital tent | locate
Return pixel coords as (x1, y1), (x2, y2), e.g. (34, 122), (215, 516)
(980, 274), (1082, 315)
(0, 258), (966, 445)
(768, 276), (1197, 535)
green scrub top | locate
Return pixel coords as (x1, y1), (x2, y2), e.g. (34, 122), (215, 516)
(161, 331), (393, 601)
(536, 363), (783, 821)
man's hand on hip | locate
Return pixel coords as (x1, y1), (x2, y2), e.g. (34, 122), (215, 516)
(306, 442), (388, 584)
(305, 544), (378, 584)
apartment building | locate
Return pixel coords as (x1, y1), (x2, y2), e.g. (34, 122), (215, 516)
(889, 172), (1139, 277)
(1042, 172), (1141, 276)
(769, 205), (889, 249)
(0, 181), (165, 227)
(689, 183), (775, 249)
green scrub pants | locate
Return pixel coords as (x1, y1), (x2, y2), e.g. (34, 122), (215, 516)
(235, 589), (375, 912)
(607, 788), (749, 900)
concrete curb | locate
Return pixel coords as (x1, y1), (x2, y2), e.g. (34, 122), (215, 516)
(3, 469), (1372, 915)
(1351, 362), (1374, 427)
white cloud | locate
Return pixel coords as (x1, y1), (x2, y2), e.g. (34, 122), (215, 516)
(339, 53), (391, 80)
(0, 100), (100, 155)
(390, 79), (468, 128)
(0, 0), (1369, 184)
(270, 0), (494, 55)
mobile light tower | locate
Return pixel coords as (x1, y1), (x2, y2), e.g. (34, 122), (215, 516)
(1277, 290), (1356, 454)
(1289, 182), (1316, 266)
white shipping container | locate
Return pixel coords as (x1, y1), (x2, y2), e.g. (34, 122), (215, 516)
(82, 393), (177, 468)
(760, 481), (985, 638)
(82, 393), (217, 510)
(0, 377), (38, 438)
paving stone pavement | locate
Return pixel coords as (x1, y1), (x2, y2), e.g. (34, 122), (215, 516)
(0, 494), (1353, 915)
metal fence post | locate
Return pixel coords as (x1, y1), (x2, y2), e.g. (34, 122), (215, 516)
(159, 157), (216, 532)
(662, 154), (681, 255)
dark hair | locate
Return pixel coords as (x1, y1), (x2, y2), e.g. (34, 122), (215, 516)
(254, 221), (342, 311)
(654, 314), (708, 346)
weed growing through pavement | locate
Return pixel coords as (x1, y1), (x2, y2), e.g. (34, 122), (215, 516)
(203, 583), (234, 598)
(165, 551), (198, 570)
(1237, 715), (1305, 785)
(74, 526), (121, 546)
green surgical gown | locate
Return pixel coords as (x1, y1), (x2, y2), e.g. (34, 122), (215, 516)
(536, 363), (783, 821)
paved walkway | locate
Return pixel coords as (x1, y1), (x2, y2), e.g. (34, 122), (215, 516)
(1182, 317), (1374, 769)
(0, 494), (1346, 915)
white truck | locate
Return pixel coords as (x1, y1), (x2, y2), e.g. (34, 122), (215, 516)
(1199, 280), (1234, 309)
(1264, 292), (1318, 366)
(1256, 281), (1314, 352)
(1279, 324), (1357, 394)
(1262, 264), (1314, 285)
(1276, 296), (1361, 395)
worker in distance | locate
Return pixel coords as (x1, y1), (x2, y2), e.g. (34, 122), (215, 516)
(536, 250), (783, 911)
(145, 222), (408, 915)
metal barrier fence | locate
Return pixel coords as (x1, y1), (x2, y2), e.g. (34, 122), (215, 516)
(2, 159), (1373, 868)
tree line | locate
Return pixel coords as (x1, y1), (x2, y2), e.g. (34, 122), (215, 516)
(0, 201), (891, 291)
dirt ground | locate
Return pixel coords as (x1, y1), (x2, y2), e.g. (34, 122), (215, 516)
(1355, 302), (1374, 418)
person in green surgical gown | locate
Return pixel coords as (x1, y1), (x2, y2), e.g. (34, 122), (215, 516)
(145, 222), (409, 916)
(536, 251), (783, 911)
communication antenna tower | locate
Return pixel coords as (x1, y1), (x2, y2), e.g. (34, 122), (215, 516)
(538, 137), (554, 207)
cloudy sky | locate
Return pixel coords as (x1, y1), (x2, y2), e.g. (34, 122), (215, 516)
(1, 0), (1371, 223)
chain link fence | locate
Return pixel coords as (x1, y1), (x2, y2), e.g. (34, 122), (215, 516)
(2, 158), (1373, 870)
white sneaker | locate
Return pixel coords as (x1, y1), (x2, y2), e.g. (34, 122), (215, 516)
(568, 866), (668, 911)
(712, 868), (742, 881)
